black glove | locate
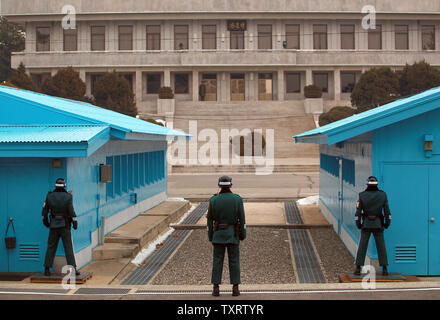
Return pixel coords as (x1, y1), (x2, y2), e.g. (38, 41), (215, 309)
(72, 221), (78, 230)
(43, 218), (50, 228)
(356, 221), (362, 229)
(384, 221), (390, 229)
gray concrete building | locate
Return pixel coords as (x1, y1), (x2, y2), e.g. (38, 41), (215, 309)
(2, 0), (440, 116)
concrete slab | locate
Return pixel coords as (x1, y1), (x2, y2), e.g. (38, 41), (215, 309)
(80, 259), (131, 286)
(298, 204), (329, 225)
(196, 202), (285, 225)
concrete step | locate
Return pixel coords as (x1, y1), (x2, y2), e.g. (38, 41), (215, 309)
(92, 243), (140, 261)
(93, 200), (191, 262)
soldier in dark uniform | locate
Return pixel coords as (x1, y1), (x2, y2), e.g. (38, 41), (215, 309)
(207, 175), (246, 297)
(42, 178), (79, 276)
(354, 176), (391, 276)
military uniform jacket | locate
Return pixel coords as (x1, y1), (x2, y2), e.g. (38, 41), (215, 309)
(42, 191), (77, 229)
(355, 189), (391, 230)
(207, 191), (246, 245)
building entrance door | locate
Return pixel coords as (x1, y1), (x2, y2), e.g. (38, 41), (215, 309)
(382, 164), (440, 275)
(230, 73), (245, 101)
(0, 161), (51, 272)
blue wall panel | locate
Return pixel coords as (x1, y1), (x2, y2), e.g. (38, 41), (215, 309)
(66, 140), (167, 254)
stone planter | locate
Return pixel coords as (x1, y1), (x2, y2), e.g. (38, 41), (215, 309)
(157, 98), (175, 116)
(304, 98), (323, 114)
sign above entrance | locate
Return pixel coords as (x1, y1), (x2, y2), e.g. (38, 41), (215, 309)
(227, 20), (247, 31)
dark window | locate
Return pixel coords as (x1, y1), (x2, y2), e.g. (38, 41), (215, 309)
(258, 25), (272, 49)
(341, 24), (355, 49)
(36, 27), (50, 52)
(422, 25), (435, 50)
(368, 25), (382, 49)
(341, 72), (356, 93)
(146, 25), (161, 50)
(91, 26), (105, 51)
(174, 73), (189, 94)
(286, 73), (301, 93)
(230, 31), (244, 49)
(174, 25), (189, 50)
(313, 24), (327, 49)
(285, 24), (300, 49)
(63, 28), (77, 51)
(313, 73), (328, 93)
(395, 25), (409, 50)
(202, 25), (216, 50)
(119, 25), (133, 50)
(147, 74), (161, 94)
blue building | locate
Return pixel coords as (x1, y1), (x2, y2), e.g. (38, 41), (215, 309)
(0, 86), (189, 273)
(295, 87), (440, 276)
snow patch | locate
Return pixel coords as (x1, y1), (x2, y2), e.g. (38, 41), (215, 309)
(297, 195), (319, 206)
(167, 197), (187, 202)
(130, 205), (196, 266)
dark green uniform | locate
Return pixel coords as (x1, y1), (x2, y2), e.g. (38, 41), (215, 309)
(355, 189), (391, 267)
(42, 190), (77, 269)
(207, 190), (246, 285)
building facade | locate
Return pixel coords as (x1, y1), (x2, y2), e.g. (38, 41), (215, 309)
(3, 0), (440, 116)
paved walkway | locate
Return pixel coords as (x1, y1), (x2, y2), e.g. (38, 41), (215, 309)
(168, 172), (319, 200)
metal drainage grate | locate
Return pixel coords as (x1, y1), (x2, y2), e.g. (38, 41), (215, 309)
(122, 202), (209, 285)
(74, 288), (131, 295)
(284, 202), (326, 284)
(0, 288), (69, 294)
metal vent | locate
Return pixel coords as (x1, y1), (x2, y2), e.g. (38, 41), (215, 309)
(19, 244), (40, 261)
(395, 246), (416, 263)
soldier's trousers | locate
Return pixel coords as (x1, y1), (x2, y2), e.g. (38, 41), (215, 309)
(211, 243), (241, 285)
(355, 229), (388, 267)
(44, 227), (76, 269)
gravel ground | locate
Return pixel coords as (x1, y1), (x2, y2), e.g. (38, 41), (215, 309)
(151, 228), (296, 285)
(309, 228), (355, 282)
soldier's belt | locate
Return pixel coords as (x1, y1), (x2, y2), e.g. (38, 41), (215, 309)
(217, 224), (233, 230)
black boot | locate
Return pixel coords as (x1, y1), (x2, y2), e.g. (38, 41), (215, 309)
(44, 267), (51, 277)
(382, 266), (389, 276)
(75, 268), (80, 276)
(354, 265), (361, 276)
(212, 284), (220, 297)
(232, 284), (240, 296)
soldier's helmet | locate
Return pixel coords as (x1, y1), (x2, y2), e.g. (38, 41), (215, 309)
(218, 175), (233, 187)
(366, 176), (378, 186)
(55, 178), (67, 188)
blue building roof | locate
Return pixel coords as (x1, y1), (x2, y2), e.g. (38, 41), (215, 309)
(294, 86), (440, 145)
(0, 125), (109, 143)
(0, 86), (190, 139)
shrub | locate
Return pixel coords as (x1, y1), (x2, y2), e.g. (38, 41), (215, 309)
(158, 87), (174, 99)
(351, 67), (400, 109)
(7, 62), (36, 91)
(304, 85), (323, 98)
(93, 71), (138, 117)
(319, 106), (356, 126)
(40, 67), (87, 101)
(399, 60), (440, 96)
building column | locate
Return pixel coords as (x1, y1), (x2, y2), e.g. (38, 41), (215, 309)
(306, 69), (313, 86)
(164, 69), (171, 87)
(79, 69), (86, 83)
(135, 70), (142, 106)
(334, 69), (341, 102)
(277, 70), (285, 101)
(192, 70), (199, 101)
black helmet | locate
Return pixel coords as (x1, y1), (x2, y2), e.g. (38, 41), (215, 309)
(218, 175), (233, 187)
(55, 178), (67, 188)
(366, 176), (378, 186)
